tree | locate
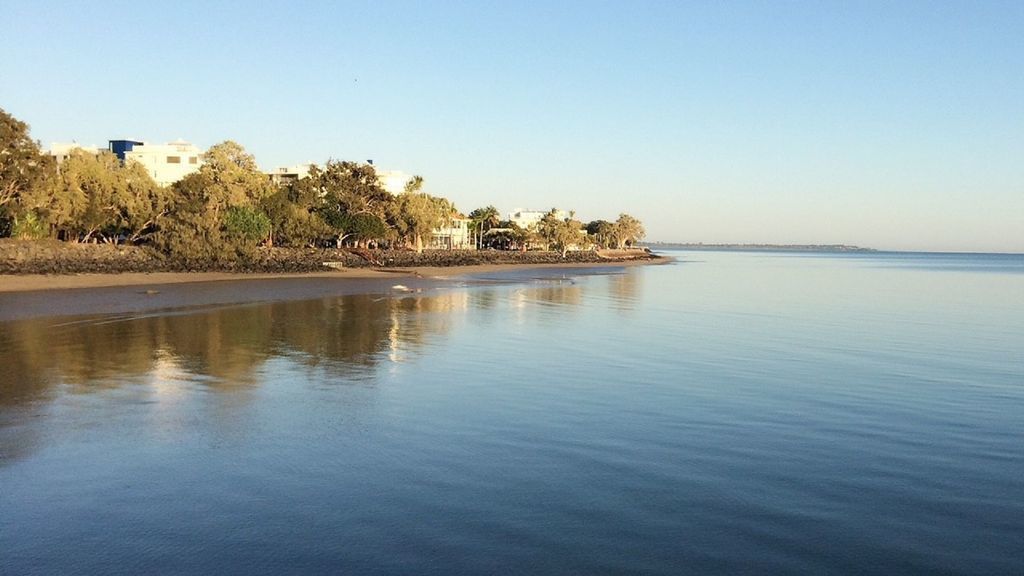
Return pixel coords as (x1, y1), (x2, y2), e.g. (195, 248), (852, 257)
(390, 179), (454, 253)
(153, 172), (230, 263)
(316, 160), (392, 218)
(224, 205), (272, 246)
(313, 161), (394, 246)
(154, 141), (274, 261)
(327, 212), (390, 247)
(486, 221), (530, 251)
(469, 205), (500, 248)
(586, 219), (617, 249)
(262, 168), (336, 247)
(538, 208), (585, 257)
(115, 160), (169, 244)
(197, 141), (274, 212)
(260, 187), (330, 247)
(614, 213), (645, 248)
(0, 108), (54, 235)
(9, 144), (166, 243)
(0, 109), (48, 210)
(49, 150), (166, 243)
(47, 150), (123, 242)
(510, 222), (532, 251)
(404, 175), (424, 194)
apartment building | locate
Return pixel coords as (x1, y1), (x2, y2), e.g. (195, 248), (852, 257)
(267, 163), (314, 185)
(109, 139), (202, 186)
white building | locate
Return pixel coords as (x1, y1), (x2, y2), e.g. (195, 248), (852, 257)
(267, 163), (314, 185)
(375, 169), (413, 194)
(112, 139), (203, 186)
(430, 215), (474, 250)
(507, 208), (568, 229)
(45, 142), (101, 165)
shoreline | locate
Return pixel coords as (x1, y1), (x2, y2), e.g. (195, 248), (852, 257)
(0, 240), (664, 276)
(0, 256), (669, 294)
(0, 256), (671, 322)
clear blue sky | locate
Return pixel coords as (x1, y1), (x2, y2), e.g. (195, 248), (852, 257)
(3, 0), (1022, 251)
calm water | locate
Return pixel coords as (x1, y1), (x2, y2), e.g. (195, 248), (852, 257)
(2, 251), (1022, 575)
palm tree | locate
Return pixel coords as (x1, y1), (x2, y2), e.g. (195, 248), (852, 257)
(469, 205), (500, 248)
(403, 175), (424, 194)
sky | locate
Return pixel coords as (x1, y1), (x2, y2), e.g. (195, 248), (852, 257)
(2, 0), (1022, 252)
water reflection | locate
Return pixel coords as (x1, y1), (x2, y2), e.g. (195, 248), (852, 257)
(530, 281), (584, 308)
(0, 291), (477, 408)
(608, 269), (642, 311)
(0, 270), (641, 465)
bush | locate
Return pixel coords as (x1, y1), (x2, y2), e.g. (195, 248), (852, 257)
(11, 212), (47, 239)
(153, 215), (230, 266)
(224, 206), (271, 245)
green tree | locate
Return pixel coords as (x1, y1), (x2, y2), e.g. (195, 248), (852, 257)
(538, 208), (585, 257)
(391, 180), (454, 253)
(510, 222), (532, 251)
(198, 141), (274, 212)
(586, 219), (617, 249)
(326, 212), (390, 246)
(224, 205), (272, 246)
(469, 205), (500, 248)
(154, 141), (273, 261)
(0, 108), (54, 235)
(154, 172), (230, 263)
(486, 221), (530, 251)
(260, 187), (330, 247)
(49, 150), (123, 242)
(614, 213), (645, 248)
(316, 161), (392, 218)
(115, 160), (170, 244)
(313, 161), (394, 246)
(8, 143), (166, 243)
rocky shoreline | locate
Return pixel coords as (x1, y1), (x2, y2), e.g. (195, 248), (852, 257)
(0, 239), (661, 275)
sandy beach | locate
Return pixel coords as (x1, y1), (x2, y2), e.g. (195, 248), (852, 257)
(0, 257), (670, 321)
(0, 256), (667, 293)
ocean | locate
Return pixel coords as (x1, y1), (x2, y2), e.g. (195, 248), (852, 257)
(1, 250), (1022, 574)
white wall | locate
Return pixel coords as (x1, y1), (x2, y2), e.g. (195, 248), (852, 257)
(46, 142), (100, 164)
(507, 209), (567, 229)
(125, 140), (202, 186)
(376, 169), (412, 194)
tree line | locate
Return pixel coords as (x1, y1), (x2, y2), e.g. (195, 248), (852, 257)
(1, 108), (644, 263)
(467, 207), (645, 256)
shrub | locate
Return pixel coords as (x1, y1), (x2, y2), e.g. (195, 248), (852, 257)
(224, 206), (271, 245)
(11, 212), (47, 239)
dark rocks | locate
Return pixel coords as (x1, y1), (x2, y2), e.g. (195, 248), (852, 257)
(0, 239), (166, 275)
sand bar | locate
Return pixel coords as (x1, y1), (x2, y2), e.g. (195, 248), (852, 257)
(0, 257), (671, 321)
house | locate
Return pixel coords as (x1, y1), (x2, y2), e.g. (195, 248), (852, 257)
(430, 215), (474, 250)
(267, 163), (314, 185)
(109, 139), (203, 186)
(507, 208), (568, 229)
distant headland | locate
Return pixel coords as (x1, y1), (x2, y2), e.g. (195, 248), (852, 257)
(647, 242), (877, 253)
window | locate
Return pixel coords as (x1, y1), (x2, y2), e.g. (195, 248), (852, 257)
(189, 156), (198, 164)
(166, 156), (181, 164)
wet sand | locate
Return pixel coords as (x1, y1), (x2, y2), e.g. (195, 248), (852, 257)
(0, 258), (670, 321)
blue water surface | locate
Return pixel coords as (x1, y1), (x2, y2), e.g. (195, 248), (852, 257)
(1, 251), (1022, 575)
